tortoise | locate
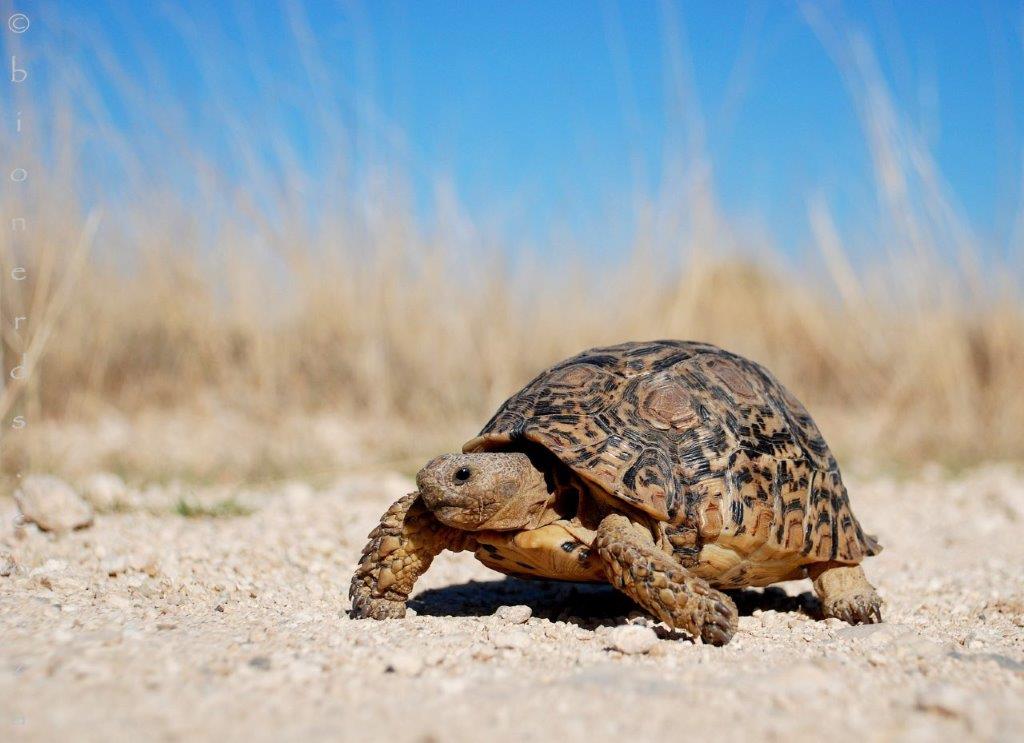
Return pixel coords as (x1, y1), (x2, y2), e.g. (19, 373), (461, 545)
(350, 340), (882, 645)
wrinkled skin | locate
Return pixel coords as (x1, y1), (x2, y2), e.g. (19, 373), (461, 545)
(416, 452), (555, 531)
(350, 451), (741, 645)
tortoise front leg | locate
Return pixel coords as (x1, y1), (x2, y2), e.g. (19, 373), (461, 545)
(594, 514), (738, 645)
(350, 492), (472, 619)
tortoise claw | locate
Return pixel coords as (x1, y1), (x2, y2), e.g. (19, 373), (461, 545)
(697, 593), (739, 646)
(812, 563), (883, 625)
(349, 587), (407, 620)
(822, 592), (883, 625)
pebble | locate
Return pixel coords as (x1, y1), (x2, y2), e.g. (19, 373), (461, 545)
(14, 476), (94, 533)
(0, 551), (14, 577)
(248, 656), (272, 671)
(472, 645), (497, 661)
(759, 610), (780, 627)
(962, 631), (986, 649)
(495, 604), (532, 624)
(106, 594), (131, 610)
(102, 556), (130, 576)
(423, 648), (447, 667)
(896, 637), (949, 660)
(916, 683), (970, 718)
(384, 652), (424, 676)
(30, 559), (69, 578)
(79, 473), (129, 511)
(737, 616), (760, 632)
(491, 628), (532, 650)
(866, 652), (888, 667)
(608, 624), (659, 655)
(835, 622), (915, 648)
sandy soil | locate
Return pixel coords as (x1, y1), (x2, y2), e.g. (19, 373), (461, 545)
(1, 465), (1022, 742)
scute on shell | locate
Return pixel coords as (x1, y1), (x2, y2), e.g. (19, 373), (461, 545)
(464, 340), (881, 564)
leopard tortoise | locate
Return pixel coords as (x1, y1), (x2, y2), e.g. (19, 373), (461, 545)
(350, 340), (882, 645)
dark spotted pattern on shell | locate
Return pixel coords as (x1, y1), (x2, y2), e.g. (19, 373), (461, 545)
(464, 340), (881, 572)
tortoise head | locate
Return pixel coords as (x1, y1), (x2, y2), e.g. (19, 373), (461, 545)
(416, 452), (554, 531)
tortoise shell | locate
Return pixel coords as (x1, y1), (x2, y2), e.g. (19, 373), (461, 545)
(463, 340), (880, 572)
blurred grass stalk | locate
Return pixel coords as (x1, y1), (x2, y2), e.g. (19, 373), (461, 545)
(0, 6), (1021, 482)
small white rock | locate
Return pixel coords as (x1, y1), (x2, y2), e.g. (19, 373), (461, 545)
(384, 652), (424, 676)
(962, 631), (985, 649)
(492, 628), (532, 650)
(106, 593), (131, 610)
(866, 652), (888, 667)
(495, 604), (532, 624)
(101, 556), (130, 576)
(472, 645), (497, 661)
(281, 482), (314, 507)
(79, 473), (128, 511)
(767, 662), (841, 697)
(759, 610), (779, 627)
(897, 637), (949, 660)
(30, 559), (68, 578)
(0, 551), (14, 577)
(737, 616), (760, 632)
(14, 476), (94, 533)
(423, 648), (446, 667)
(608, 624), (659, 655)
(916, 683), (969, 718)
(835, 622), (915, 648)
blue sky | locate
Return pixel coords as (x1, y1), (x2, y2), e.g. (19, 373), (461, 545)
(14, 1), (1024, 260)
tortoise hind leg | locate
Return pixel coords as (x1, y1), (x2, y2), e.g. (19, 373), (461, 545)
(594, 514), (738, 645)
(808, 562), (882, 624)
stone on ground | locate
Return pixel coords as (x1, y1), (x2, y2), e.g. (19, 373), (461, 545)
(608, 624), (659, 655)
(14, 475), (94, 533)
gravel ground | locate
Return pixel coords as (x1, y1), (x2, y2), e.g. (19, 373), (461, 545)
(1, 465), (1022, 742)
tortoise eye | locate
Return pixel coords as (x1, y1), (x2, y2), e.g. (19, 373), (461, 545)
(454, 467), (472, 483)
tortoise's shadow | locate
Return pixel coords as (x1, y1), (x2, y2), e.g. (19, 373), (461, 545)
(409, 578), (823, 627)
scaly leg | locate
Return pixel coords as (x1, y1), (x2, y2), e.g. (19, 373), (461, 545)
(350, 492), (471, 619)
(808, 561), (882, 624)
(594, 514), (738, 645)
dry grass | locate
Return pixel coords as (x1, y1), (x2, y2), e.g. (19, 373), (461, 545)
(1, 8), (1022, 483)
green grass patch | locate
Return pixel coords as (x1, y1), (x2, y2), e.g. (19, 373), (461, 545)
(173, 496), (252, 519)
